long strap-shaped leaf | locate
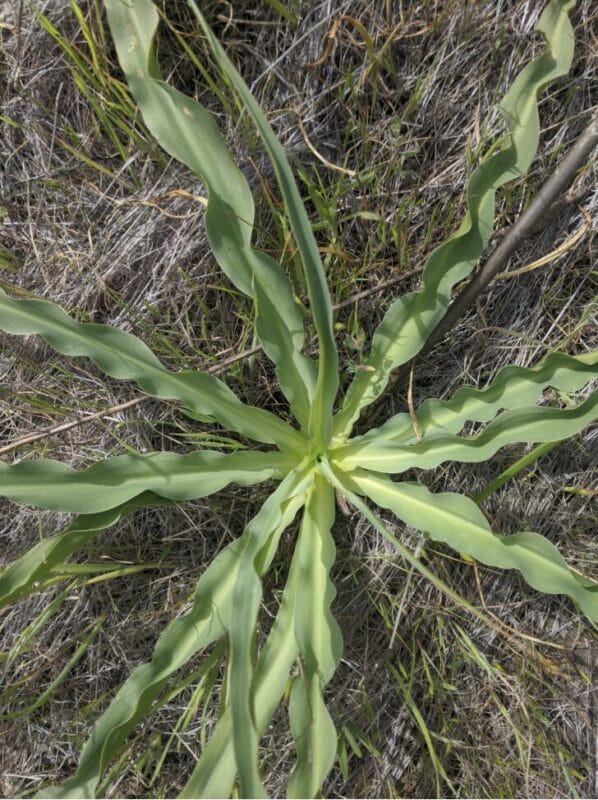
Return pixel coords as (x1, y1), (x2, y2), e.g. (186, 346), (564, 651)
(320, 459), (495, 620)
(335, 391), (597, 473)
(345, 470), (598, 622)
(332, 0), (576, 441)
(178, 523), (305, 799)
(187, 0), (338, 450)
(35, 472), (308, 800)
(104, 0), (316, 429)
(350, 350), (598, 447)
(0, 449), (293, 513)
(0, 494), (171, 608)
(228, 461), (314, 798)
(36, 545), (240, 799)
(287, 475), (342, 799)
(0, 288), (304, 455)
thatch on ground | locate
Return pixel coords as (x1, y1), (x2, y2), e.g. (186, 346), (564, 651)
(0, 0), (596, 797)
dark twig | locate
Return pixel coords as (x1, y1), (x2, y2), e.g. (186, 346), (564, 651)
(362, 115), (598, 428)
(419, 114), (598, 357)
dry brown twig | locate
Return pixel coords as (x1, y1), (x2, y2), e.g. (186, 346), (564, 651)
(420, 114), (598, 356)
(363, 114), (598, 427)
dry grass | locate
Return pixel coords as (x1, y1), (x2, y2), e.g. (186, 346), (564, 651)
(0, 0), (596, 797)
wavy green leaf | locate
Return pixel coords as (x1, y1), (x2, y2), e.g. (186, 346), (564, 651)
(347, 470), (598, 622)
(320, 458), (495, 623)
(36, 472), (308, 800)
(178, 523), (304, 799)
(187, 0), (338, 449)
(0, 288), (304, 455)
(0, 494), (171, 609)
(332, 0), (576, 441)
(350, 350), (598, 447)
(105, 0), (316, 428)
(287, 475), (342, 798)
(335, 391), (597, 473)
(228, 461), (313, 798)
(2, 2), (591, 798)
(0, 449), (293, 513)
(36, 546), (239, 798)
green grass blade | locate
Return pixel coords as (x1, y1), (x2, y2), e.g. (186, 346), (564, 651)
(4, 584), (78, 665)
(0, 494), (171, 609)
(35, 477), (307, 799)
(348, 470), (598, 622)
(350, 350), (598, 447)
(187, 0), (339, 450)
(104, 0), (315, 428)
(1, 618), (103, 721)
(474, 440), (560, 503)
(0, 288), (304, 454)
(228, 461), (313, 798)
(332, 0), (577, 440)
(287, 475), (342, 798)
(335, 391), (597, 473)
(263, 0), (298, 24)
(0, 449), (293, 513)
(385, 661), (455, 795)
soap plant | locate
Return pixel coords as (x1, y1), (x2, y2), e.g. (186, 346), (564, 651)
(0, 0), (596, 797)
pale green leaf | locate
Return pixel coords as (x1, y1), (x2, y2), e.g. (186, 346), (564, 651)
(0, 494), (171, 609)
(347, 470), (598, 622)
(335, 391), (597, 473)
(228, 461), (313, 798)
(36, 472), (308, 800)
(105, 0), (315, 428)
(0, 288), (304, 454)
(319, 458), (495, 623)
(351, 350), (598, 447)
(332, 0), (577, 441)
(0, 449), (294, 513)
(178, 521), (304, 799)
(36, 543), (241, 798)
(187, 0), (338, 449)
(287, 475), (342, 798)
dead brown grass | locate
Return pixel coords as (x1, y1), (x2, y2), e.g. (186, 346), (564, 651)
(0, 0), (596, 797)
